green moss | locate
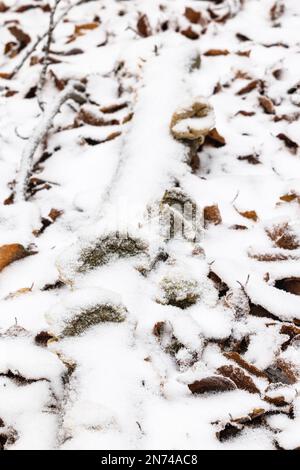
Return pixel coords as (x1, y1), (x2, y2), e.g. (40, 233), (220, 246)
(61, 304), (126, 337)
(77, 235), (148, 272)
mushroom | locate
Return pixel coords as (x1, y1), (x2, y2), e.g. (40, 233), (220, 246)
(170, 96), (215, 169)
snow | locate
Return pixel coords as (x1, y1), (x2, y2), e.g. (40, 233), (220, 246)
(0, 0), (300, 451)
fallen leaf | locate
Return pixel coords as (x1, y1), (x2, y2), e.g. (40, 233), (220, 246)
(137, 14), (151, 37)
(266, 223), (299, 250)
(217, 365), (260, 393)
(0, 72), (12, 79)
(235, 110), (255, 117)
(276, 133), (298, 155)
(259, 96), (275, 114)
(8, 25), (31, 53)
(100, 102), (127, 114)
(224, 351), (268, 379)
(238, 153), (260, 164)
(204, 49), (229, 56)
(203, 205), (222, 226)
(0, 244), (34, 272)
(265, 359), (298, 385)
(236, 50), (251, 57)
(67, 22), (99, 43)
(238, 210), (258, 222)
(188, 376), (237, 394)
(184, 7), (206, 25)
(236, 32), (251, 42)
(0, 2), (8, 13)
(181, 27), (199, 40)
(270, 1), (285, 21)
(279, 192), (298, 202)
(4, 285), (33, 300)
(237, 80), (261, 95)
(205, 128), (226, 147)
(34, 331), (55, 347)
(275, 278), (300, 295)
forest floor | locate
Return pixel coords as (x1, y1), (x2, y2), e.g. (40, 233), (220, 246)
(0, 0), (300, 450)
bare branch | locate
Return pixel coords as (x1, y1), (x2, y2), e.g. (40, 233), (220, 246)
(37, 0), (62, 110)
(8, 0), (96, 78)
(15, 81), (86, 202)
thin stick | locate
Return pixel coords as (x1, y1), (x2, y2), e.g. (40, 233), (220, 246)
(37, 0), (62, 110)
(9, 0), (96, 78)
(15, 81), (86, 202)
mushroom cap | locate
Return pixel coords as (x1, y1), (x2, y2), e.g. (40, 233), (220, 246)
(170, 96), (215, 142)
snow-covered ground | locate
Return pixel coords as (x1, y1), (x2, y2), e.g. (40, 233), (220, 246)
(0, 0), (300, 450)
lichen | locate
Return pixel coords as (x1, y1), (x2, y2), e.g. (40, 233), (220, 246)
(157, 275), (199, 309)
(61, 303), (126, 337)
(77, 234), (148, 272)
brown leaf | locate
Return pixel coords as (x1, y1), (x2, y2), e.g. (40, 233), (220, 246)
(238, 210), (258, 222)
(203, 205), (222, 226)
(275, 278), (300, 295)
(259, 96), (275, 114)
(205, 128), (226, 147)
(238, 153), (260, 164)
(82, 131), (121, 146)
(279, 192), (298, 202)
(270, 1), (285, 21)
(8, 26), (31, 52)
(4, 285), (33, 300)
(181, 27), (199, 40)
(67, 22), (99, 43)
(236, 50), (251, 57)
(49, 70), (67, 91)
(15, 4), (51, 13)
(0, 244), (33, 272)
(276, 133), (298, 155)
(34, 331), (55, 347)
(77, 107), (119, 127)
(0, 72), (12, 80)
(137, 14), (151, 37)
(236, 32), (251, 42)
(249, 303), (280, 321)
(235, 110), (255, 117)
(266, 223), (299, 250)
(184, 7), (206, 25)
(224, 352), (268, 379)
(0, 2), (8, 13)
(264, 359), (298, 385)
(217, 365), (260, 394)
(204, 49), (229, 57)
(188, 376), (237, 394)
(237, 80), (260, 96)
(100, 102), (128, 114)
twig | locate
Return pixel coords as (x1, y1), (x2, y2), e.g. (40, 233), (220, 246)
(37, 0), (62, 110)
(15, 81), (86, 202)
(8, 0), (96, 78)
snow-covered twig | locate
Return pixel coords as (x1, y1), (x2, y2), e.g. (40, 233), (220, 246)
(15, 81), (86, 202)
(37, 0), (62, 110)
(9, 0), (96, 78)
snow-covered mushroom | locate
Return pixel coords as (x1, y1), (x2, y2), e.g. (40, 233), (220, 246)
(170, 96), (215, 144)
(170, 97), (215, 169)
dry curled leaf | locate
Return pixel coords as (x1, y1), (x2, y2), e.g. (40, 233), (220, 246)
(0, 244), (34, 272)
(238, 153), (260, 164)
(265, 359), (298, 385)
(259, 96), (275, 114)
(235, 110), (255, 117)
(181, 27), (199, 40)
(276, 133), (298, 155)
(238, 210), (258, 222)
(204, 205), (222, 226)
(188, 376), (237, 394)
(237, 80), (261, 96)
(67, 22), (99, 43)
(275, 278), (300, 295)
(204, 49), (229, 57)
(8, 26), (31, 53)
(270, 1), (285, 21)
(184, 7), (206, 25)
(279, 192), (299, 203)
(266, 223), (299, 250)
(224, 352), (268, 379)
(0, 1), (8, 12)
(217, 365), (260, 394)
(205, 128), (226, 147)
